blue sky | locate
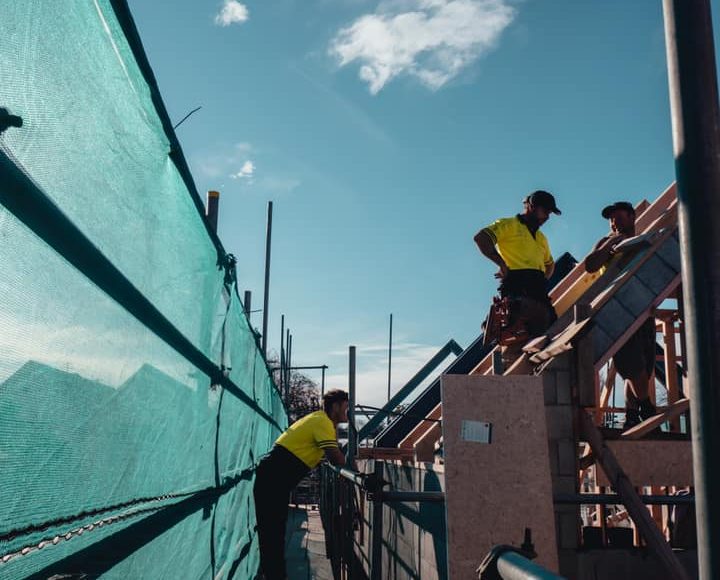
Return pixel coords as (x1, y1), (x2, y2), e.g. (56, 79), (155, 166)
(126, 0), (718, 407)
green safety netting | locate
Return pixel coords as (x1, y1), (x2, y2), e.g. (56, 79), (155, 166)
(0, 1), (287, 578)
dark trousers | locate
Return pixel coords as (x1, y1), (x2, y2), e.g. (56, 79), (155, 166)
(499, 269), (557, 336)
(253, 446), (309, 580)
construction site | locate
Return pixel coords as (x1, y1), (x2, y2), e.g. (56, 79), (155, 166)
(1, 1), (719, 580)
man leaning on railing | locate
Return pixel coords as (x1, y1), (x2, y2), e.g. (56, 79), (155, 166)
(253, 389), (348, 580)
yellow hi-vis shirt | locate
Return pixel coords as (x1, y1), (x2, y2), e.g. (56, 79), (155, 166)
(482, 216), (554, 272)
(275, 410), (338, 469)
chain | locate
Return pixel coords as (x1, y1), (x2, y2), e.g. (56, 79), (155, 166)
(0, 501), (167, 566)
(0, 468), (255, 566)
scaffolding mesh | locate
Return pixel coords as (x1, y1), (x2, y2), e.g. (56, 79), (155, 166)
(0, 1), (286, 578)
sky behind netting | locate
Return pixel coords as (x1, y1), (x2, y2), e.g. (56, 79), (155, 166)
(126, 0), (718, 407)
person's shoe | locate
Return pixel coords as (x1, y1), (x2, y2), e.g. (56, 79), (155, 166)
(638, 398), (657, 421)
(623, 408), (641, 430)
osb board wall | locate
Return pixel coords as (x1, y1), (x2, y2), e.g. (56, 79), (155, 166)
(596, 440), (693, 486)
(442, 375), (558, 579)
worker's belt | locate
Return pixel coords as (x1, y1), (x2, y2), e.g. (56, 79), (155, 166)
(499, 269), (549, 302)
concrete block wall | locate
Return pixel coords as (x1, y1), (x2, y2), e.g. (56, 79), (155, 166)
(541, 352), (581, 578)
(354, 461), (447, 580)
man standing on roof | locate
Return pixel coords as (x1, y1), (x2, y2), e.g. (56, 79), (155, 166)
(474, 190), (561, 337)
(253, 389), (349, 580)
(585, 201), (656, 429)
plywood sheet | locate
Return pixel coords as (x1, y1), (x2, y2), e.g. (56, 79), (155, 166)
(442, 375), (558, 578)
(596, 440), (693, 486)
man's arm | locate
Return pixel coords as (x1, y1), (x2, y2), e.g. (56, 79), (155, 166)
(474, 229), (508, 279)
(585, 235), (623, 273)
(324, 447), (346, 466)
(544, 261), (555, 280)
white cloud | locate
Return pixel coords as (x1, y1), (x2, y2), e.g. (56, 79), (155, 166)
(325, 341), (455, 408)
(329, 0), (517, 94)
(230, 160), (255, 180)
(196, 142), (253, 178)
(214, 0), (249, 27)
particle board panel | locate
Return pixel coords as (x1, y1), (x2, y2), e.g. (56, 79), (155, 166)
(595, 440), (693, 486)
(442, 375), (558, 578)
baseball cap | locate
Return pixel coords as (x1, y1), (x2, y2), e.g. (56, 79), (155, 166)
(601, 201), (635, 219)
(526, 190), (561, 215)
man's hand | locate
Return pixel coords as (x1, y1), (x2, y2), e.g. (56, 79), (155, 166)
(586, 233), (628, 273)
(607, 233), (629, 255)
(494, 261), (509, 280)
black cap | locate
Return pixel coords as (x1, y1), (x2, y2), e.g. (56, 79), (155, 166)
(526, 190), (561, 215)
(601, 201), (635, 219)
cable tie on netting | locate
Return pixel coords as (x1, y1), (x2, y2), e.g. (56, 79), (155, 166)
(210, 365), (231, 390)
(0, 108), (23, 136)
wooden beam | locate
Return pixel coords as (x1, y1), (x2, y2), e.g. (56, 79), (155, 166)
(622, 399), (690, 440)
(397, 403), (442, 449)
(661, 318), (682, 431)
(579, 411), (690, 580)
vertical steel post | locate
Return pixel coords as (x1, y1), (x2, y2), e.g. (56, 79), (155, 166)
(280, 314), (285, 394)
(261, 201), (273, 358)
(347, 346), (357, 464)
(286, 334), (293, 404)
(663, 2), (720, 576)
(206, 190), (219, 233)
(321, 365), (326, 398)
(370, 460), (384, 580)
(285, 328), (291, 396)
(387, 313), (393, 402)
(243, 290), (251, 318)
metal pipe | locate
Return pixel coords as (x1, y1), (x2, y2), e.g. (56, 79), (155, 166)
(243, 290), (251, 318)
(387, 313), (393, 402)
(321, 366), (326, 398)
(494, 551), (565, 580)
(380, 491), (444, 503)
(206, 190), (219, 233)
(261, 201), (273, 358)
(347, 346), (357, 464)
(332, 465), (365, 487)
(370, 461), (383, 580)
(663, 2), (720, 577)
(554, 493), (694, 506)
(280, 314), (285, 394)
(285, 334), (292, 402)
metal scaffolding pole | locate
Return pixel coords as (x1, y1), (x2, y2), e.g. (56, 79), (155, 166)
(387, 313), (393, 402)
(206, 190), (219, 233)
(663, 2), (720, 576)
(347, 346), (357, 465)
(261, 201), (273, 358)
(280, 314), (285, 393)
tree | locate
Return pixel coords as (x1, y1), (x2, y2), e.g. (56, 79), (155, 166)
(285, 370), (320, 423)
(266, 351), (320, 423)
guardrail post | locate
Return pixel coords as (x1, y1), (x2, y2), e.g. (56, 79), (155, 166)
(370, 460), (383, 580)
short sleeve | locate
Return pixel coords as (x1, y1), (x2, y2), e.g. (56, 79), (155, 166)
(313, 417), (338, 450)
(482, 218), (512, 245)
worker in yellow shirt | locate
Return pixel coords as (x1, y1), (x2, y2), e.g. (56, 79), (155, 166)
(253, 389), (348, 580)
(474, 190), (561, 338)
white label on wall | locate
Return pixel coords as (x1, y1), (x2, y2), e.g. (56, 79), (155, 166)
(461, 420), (492, 444)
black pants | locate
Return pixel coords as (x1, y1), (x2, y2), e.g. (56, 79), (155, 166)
(499, 269), (557, 337)
(253, 445), (309, 580)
